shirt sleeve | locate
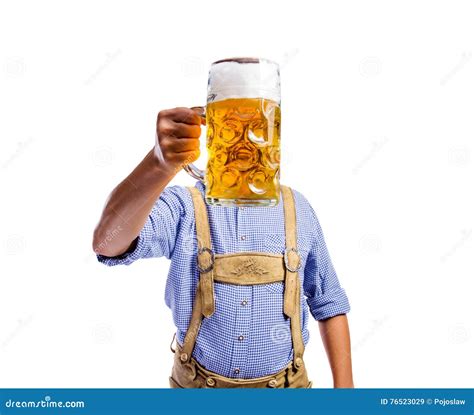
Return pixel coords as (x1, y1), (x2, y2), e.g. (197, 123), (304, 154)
(96, 185), (186, 266)
(302, 203), (351, 321)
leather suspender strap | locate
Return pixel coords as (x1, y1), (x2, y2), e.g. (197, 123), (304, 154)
(179, 186), (216, 363)
(281, 186), (305, 367)
(187, 186), (216, 319)
(180, 282), (204, 363)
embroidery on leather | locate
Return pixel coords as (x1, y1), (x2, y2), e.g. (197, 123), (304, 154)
(231, 259), (269, 276)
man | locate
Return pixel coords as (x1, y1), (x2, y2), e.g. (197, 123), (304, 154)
(93, 107), (354, 388)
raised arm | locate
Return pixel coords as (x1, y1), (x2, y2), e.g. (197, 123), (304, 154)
(92, 107), (202, 257)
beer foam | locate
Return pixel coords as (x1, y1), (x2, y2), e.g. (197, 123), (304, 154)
(208, 59), (280, 103)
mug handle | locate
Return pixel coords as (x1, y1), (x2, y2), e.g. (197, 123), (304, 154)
(183, 106), (206, 182)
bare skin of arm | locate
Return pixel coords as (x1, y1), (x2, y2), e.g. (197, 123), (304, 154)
(318, 314), (354, 388)
(93, 107), (203, 257)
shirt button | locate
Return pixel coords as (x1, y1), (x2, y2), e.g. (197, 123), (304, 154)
(234, 368), (240, 375)
(237, 335), (244, 341)
(239, 207), (245, 210)
(240, 235), (247, 241)
(241, 300), (248, 306)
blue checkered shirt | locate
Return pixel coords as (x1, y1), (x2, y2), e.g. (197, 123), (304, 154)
(97, 181), (350, 378)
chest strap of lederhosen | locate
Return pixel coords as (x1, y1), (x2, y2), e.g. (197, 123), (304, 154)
(281, 185), (305, 369)
(179, 186), (305, 370)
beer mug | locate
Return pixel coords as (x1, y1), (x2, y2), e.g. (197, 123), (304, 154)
(184, 57), (281, 207)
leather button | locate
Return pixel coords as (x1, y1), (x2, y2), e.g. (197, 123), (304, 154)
(295, 357), (303, 368)
(180, 353), (188, 362)
(268, 379), (278, 388)
(206, 377), (216, 387)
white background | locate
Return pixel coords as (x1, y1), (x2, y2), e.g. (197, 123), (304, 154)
(0, 0), (473, 388)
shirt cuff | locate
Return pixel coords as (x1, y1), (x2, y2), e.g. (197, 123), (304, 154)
(96, 219), (153, 266)
(307, 287), (351, 321)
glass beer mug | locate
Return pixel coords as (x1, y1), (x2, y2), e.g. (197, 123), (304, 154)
(184, 57), (281, 207)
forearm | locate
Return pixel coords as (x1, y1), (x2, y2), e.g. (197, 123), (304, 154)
(93, 149), (175, 257)
(318, 314), (354, 388)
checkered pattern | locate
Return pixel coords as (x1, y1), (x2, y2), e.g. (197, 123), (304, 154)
(97, 181), (350, 378)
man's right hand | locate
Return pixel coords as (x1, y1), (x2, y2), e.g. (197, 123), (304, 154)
(154, 107), (203, 173)
(93, 107), (203, 257)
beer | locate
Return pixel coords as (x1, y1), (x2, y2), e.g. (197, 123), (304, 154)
(205, 97), (281, 206)
(183, 57), (282, 206)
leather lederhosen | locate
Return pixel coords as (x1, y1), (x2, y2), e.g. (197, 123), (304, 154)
(169, 186), (312, 388)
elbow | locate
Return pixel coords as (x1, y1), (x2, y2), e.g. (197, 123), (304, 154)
(93, 224), (132, 258)
(92, 225), (114, 257)
(92, 226), (106, 256)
